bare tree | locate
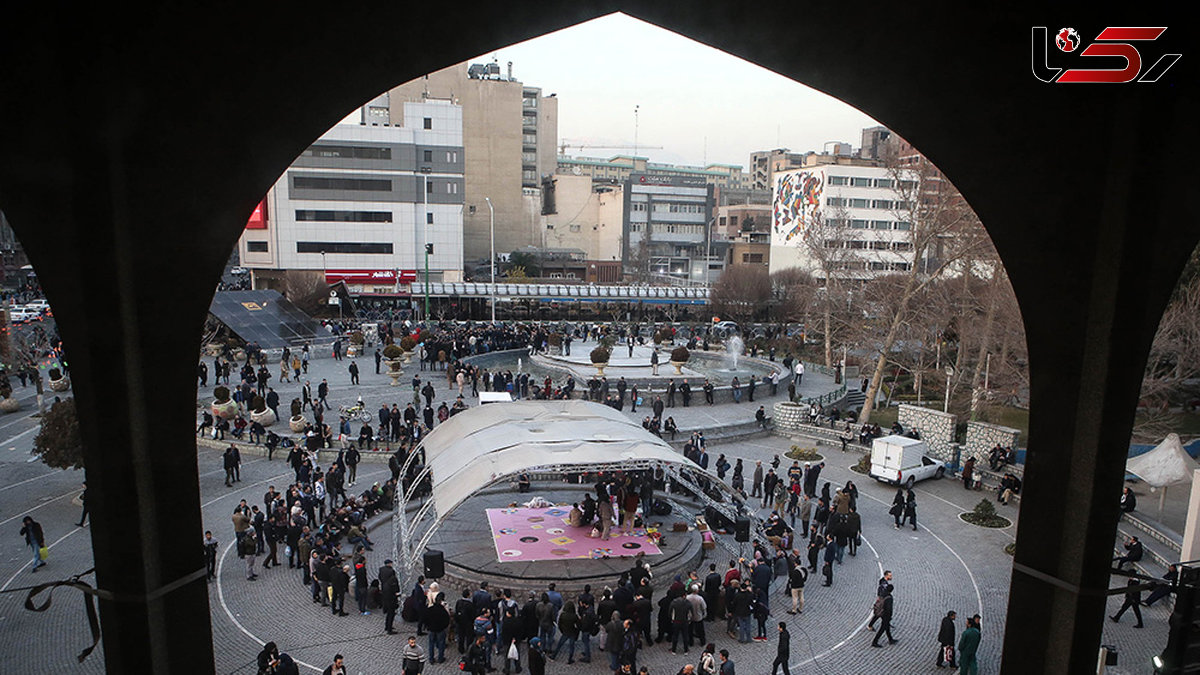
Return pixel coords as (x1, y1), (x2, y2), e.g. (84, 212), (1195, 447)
(857, 156), (992, 423)
(795, 205), (859, 368)
(770, 267), (816, 325)
(1135, 246), (1200, 439)
(710, 265), (771, 325)
(282, 270), (329, 316)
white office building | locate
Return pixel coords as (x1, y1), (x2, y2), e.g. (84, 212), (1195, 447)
(769, 165), (919, 281)
(239, 97), (464, 294)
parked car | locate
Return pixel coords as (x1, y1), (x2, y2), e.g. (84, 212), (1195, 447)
(712, 320), (740, 339)
(868, 435), (946, 488)
(24, 299), (50, 312)
(7, 306), (40, 323)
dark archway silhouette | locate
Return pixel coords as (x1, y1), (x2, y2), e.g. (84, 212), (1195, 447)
(0, 4), (1196, 673)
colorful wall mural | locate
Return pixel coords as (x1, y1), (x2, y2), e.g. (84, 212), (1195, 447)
(772, 170), (823, 246)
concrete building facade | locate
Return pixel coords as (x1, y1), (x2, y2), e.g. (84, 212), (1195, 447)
(559, 154), (746, 191)
(716, 203), (771, 240)
(623, 173), (720, 284)
(541, 173), (624, 262)
(238, 99), (464, 294)
(386, 60), (558, 264)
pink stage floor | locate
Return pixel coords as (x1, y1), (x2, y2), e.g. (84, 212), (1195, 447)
(485, 506), (663, 563)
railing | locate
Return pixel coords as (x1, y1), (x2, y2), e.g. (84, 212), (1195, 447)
(802, 384), (847, 410)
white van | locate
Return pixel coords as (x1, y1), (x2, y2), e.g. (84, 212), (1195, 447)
(869, 435), (946, 488)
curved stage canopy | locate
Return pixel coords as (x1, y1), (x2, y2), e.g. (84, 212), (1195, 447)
(392, 400), (758, 582)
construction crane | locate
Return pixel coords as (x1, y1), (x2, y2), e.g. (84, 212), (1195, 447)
(558, 140), (663, 156)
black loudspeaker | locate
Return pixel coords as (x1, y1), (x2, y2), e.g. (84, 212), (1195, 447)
(423, 549), (445, 579)
(734, 517), (750, 542)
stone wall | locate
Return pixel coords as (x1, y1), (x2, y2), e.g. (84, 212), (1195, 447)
(964, 421), (1021, 460)
(898, 404), (958, 461)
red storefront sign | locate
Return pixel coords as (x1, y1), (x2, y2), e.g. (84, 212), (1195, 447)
(245, 200), (267, 229)
(324, 269), (416, 284)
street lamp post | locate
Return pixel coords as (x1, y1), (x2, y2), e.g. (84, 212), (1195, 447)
(944, 365), (954, 413)
(704, 215), (717, 287)
(422, 169), (432, 324)
(485, 197), (495, 324)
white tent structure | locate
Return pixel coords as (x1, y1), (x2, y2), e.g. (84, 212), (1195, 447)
(1125, 433), (1200, 518)
(391, 400), (758, 583)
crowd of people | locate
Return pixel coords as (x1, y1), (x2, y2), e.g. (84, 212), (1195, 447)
(233, 430), (999, 675)
(193, 320), (1006, 675)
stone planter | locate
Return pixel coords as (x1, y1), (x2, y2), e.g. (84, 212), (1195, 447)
(593, 362), (608, 377)
(773, 401), (811, 432)
(289, 415), (308, 433)
(385, 359), (404, 386)
(48, 375), (71, 392)
(212, 399), (238, 420)
(670, 360), (686, 375)
(402, 350), (413, 364)
(0, 396), (20, 413)
(250, 408), (276, 427)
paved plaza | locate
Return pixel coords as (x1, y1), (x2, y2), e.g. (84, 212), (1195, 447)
(0, 347), (1179, 673)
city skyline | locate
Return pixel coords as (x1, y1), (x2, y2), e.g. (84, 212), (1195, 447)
(343, 13), (882, 171)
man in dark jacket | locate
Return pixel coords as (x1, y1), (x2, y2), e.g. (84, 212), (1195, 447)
(704, 564), (723, 621)
(379, 560), (399, 633)
(870, 584), (897, 647)
(1114, 536), (1144, 570)
(936, 610), (957, 667)
(456, 589), (478, 653)
(604, 611), (624, 672)
(425, 593), (451, 663)
(467, 635), (489, 675)
(772, 622), (791, 675)
(669, 593), (692, 654)
(19, 516), (46, 572)
(330, 563), (351, 616)
(1144, 564), (1179, 607)
(1109, 578), (1144, 628)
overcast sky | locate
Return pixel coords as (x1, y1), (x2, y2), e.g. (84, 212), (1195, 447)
(338, 13), (882, 170)
(478, 13), (881, 169)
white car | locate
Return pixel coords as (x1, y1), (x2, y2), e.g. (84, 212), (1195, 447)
(7, 306), (39, 323)
(868, 435), (946, 488)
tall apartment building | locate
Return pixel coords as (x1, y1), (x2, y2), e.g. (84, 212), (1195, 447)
(750, 144), (884, 192)
(624, 174), (722, 284)
(541, 173), (624, 262)
(385, 60), (558, 263)
(750, 148), (806, 191)
(238, 98), (464, 293)
(769, 164), (919, 281)
(558, 155), (747, 191)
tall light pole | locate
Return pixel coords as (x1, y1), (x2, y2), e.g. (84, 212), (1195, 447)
(944, 365), (954, 413)
(419, 167), (431, 324)
(704, 215), (716, 287)
(485, 197), (495, 324)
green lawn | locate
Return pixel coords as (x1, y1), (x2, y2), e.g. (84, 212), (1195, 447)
(979, 406), (1030, 446)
